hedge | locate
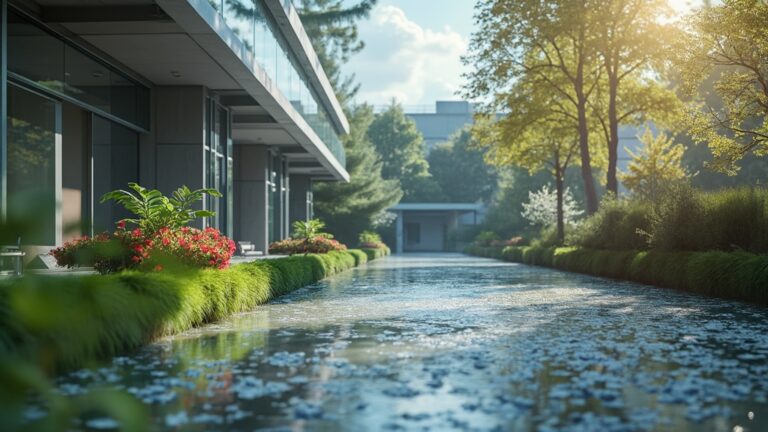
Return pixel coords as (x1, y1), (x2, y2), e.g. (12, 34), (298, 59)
(361, 246), (391, 261)
(465, 245), (768, 305)
(0, 249), (386, 371)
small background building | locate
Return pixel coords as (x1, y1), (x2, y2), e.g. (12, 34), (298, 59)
(391, 203), (485, 253)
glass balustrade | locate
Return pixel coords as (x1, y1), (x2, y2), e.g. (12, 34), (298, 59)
(214, 0), (345, 168)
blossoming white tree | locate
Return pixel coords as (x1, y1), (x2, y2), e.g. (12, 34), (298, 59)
(521, 185), (583, 228)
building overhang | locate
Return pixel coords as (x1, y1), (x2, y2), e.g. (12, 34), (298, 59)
(33, 0), (349, 182)
(156, 0), (349, 182)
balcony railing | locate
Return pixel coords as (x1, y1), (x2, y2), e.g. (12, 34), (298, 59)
(208, 0), (345, 168)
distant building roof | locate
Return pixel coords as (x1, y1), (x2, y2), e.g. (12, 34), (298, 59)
(390, 203), (484, 211)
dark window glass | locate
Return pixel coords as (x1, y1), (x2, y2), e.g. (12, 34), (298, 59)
(7, 9), (149, 130)
(64, 45), (111, 113)
(406, 223), (421, 245)
(92, 116), (139, 232)
(7, 85), (58, 245)
(7, 11), (64, 92)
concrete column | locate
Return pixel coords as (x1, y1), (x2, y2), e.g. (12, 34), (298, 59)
(233, 145), (269, 254)
(288, 175), (312, 227)
(154, 86), (206, 227)
(395, 210), (404, 254)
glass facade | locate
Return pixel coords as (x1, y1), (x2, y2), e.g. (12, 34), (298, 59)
(92, 116), (139, 233)
(7, 10), (150, 130)
(208, 0), (345, 168)
(5, 8), (146, 244)
(205, 98), (234, 236)
(7, 84), (59, 245)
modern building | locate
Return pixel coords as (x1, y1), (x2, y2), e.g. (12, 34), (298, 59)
(387, 101), (483, 254)
(391, 203), (485, 253)
(405, 100), (474, 153)
(1, 0), (349, 259)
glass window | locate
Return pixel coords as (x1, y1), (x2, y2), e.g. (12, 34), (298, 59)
(92, 116), (139, 232)
(7, 9), (149, 130)
(7, 85), (58, 245)
(7, 11), (65, 92)
(406, 223), (421, 245)
(224, 0), (256, 53)
(64, 45), (111, 113)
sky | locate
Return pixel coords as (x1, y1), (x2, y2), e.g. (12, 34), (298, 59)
(342, 0), (701, 107)
(344, 0), (476, 107)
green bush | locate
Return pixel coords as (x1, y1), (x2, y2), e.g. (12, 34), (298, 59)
(467, 246), (768, 305)
(650, 186), (768, 253)
(0, 249), (378, 371)
(569, 198), (651, 250)
(570, 186), (768, 254)
(362, 246), (391, 260)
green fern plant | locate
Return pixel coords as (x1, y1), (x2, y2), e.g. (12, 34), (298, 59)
(100, 183), (221, 233)
(292, 219), (333, 240)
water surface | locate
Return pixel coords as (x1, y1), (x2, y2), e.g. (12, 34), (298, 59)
(52, 254), (768, 431)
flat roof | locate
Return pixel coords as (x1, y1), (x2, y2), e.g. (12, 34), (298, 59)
(390, 203), (484, 211)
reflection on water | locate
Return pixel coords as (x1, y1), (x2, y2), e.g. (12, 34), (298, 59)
(51, 254), (768, 431)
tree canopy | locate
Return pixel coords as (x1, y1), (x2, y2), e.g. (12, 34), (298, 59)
(428, 129), (497, 203)
(313, 105), (402, 244)
(676, 0), (768, 175)
(367, 103), (443, 202)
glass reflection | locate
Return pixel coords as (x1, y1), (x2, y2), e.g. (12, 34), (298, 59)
(7, 85), (58, 245)
(218, 0), (346, 167)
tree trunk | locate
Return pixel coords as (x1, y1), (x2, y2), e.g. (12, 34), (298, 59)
(555, 165), (565, 245)
(606, 72), (619, 196)
(576, 90), (599, 214)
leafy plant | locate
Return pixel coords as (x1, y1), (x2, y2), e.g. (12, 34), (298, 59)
(620, 130), (689, 201)
(292, 219), (333, 240)
(100, 183), (221, 233)
(473, 231), (499, 247)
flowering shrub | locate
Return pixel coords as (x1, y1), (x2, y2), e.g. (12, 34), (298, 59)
(521, 185), (583, 227)
(51, 225), (235, 274)
(269, 236), (347, 255)
(358, 230), (387, 249)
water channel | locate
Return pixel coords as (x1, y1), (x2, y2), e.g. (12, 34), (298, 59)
(52, 254), (768, 431)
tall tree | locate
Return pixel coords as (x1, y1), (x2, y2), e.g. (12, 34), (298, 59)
(473, 80), (582, 244)
(366, 103), (442, 202)
(463, 0), (602, 213)
(592, 0), (682, 194)
(297, 0), (377, 104)
(676, 0), (768, 175)
(313, 105), (402, 244)
(428, 129), (497, 203)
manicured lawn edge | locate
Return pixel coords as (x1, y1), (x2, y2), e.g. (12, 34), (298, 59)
(465, 245), (768, 305)
(0, 248), (390, 371)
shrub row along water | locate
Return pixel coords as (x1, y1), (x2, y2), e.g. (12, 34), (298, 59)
(0, 249), (386, 372)
(570, 186), (768, 253)
(466, 245), (768, 306)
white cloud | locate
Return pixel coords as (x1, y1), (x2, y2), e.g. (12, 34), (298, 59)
(345, 5), (468, 107)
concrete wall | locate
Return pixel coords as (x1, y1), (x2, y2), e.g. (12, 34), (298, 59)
(154, 86), (206, 228)
(234, 145), (269, 253)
